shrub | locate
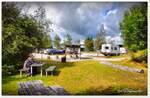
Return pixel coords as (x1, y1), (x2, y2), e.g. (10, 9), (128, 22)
(2, 64), (20, 76)
(131, 49), (147, 67)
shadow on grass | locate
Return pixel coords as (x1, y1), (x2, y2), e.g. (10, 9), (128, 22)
(76, 86), (147, 95)
(27, 59), (76, 77)
(2, 60), (75, 84)
(38, 59), (76, 70)
(42, 70), (61, 76)
(2, 75), (26, 85)
(80, 57), (92, 59)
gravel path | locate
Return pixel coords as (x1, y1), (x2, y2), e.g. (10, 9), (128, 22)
(93, 57), (128, 61)
(100, 61), (144, 73)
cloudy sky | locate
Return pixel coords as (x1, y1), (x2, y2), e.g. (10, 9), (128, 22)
(17, 2), (141, 44)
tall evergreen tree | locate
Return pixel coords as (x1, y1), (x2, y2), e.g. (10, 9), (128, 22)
(54, 34), (61, 49)
(84, 37), (94, 51)
(34, 6), (52, 48)
(64, 33), (72, 45)
(95, 24), (106, 50)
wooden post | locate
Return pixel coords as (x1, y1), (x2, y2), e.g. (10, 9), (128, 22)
(64, 46), (66, 57)
(46, 71), (48, 77)
(20, 70), (22, 77)
(41, 67), (42, 77)
(79, 48), (81, 59)
(51, 71), (53, 76)
(31, 67), (33, 77)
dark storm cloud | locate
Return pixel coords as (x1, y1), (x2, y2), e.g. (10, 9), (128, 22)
(17, 2), (142, 41)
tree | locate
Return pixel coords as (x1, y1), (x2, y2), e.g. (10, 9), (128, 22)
(2, 2), (52, 70)
(64, 33), (72, 45)
(54, 34), (61, 49)
(42, 35), (52, 48)
(107, 38), (115, 45)
(34, 6), (53, 33)
(34, 6), (52, 48)
(76, 39), (80, 45)
(2, 2), (29, 65)
(120, 3), (147, 51)
(84, 37), (94, 51)
(95, 24), (106, 50)
(2, 2), (20, 25)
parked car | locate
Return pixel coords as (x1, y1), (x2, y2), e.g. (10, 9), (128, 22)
(44, 49), (65, 55)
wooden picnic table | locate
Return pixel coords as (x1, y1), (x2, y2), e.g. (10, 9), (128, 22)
(30, 63), (45, 77)
(45, 66), (56, 76)
(18, 80), (69, 95)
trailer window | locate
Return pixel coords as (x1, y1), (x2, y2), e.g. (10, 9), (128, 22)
(114, 47), (117, 50)
(105, 47), (109, 49)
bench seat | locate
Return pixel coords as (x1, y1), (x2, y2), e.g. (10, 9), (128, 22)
(19, 68), (29, 77)
(45, 66), (56, 76)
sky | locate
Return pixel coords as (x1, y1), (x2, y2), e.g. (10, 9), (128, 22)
(17, 2), (142, 45)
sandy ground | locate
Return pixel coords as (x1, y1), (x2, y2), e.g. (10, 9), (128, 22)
(32, 52), (129, 62)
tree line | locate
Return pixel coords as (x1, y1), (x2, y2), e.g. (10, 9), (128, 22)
(52, 24), (106, 51)
(53, 33), (73, 49)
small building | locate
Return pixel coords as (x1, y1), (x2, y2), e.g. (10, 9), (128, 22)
(65, 44), (81, 59)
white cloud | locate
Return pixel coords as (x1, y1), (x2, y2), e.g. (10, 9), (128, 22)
(16, 2), (141, 44)
(49, 24), (67, 41)
(103, 23), (108, 31)
(105, 36), (123, 45)
(106, 9), (117, 16)
(45, 6), (63, 25)
(50, 24), (85, 43)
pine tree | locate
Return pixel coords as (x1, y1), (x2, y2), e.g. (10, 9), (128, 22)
(95, 24), (106, 50)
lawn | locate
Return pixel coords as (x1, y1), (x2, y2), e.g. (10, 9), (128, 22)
(2, 59), (147, 95)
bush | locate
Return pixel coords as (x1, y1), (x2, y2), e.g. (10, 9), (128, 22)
(2, 64), (19, 76)
(131, 49), (147, 66)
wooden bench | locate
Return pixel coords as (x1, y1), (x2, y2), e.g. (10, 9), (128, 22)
(45, 66), (56, 76)
(18, 80), (69, 95)
(19, 68), (29, 77)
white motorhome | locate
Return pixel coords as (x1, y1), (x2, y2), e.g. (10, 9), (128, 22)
(120, 47), (127, 54)
(101, 44), (120, 56)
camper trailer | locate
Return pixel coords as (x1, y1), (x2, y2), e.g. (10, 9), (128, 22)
(101, 44), (120, 56)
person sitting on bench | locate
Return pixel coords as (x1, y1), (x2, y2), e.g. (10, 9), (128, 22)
(23, 54), (36, 76)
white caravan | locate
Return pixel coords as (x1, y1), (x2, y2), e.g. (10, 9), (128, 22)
(101, 44), (120, 56)
(120, 47), (127, 54)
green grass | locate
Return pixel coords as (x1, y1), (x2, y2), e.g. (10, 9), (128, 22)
(2, 60), (147, 95)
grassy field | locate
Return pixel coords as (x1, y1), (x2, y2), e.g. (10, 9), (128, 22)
(2, 59), (147, 95)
